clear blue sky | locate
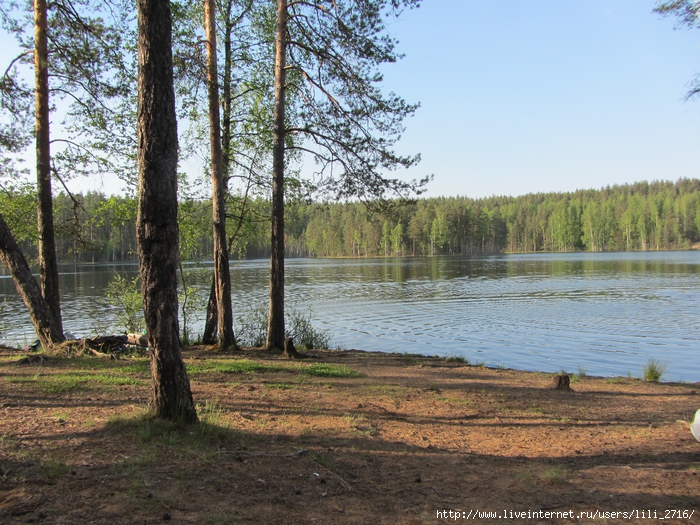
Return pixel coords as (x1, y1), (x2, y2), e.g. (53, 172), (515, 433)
(380, 0), (700, 198)
(2, 1), (699, 199)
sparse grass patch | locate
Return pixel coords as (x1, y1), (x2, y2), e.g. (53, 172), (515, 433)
(188, 359), (286, 375)
(207, 509), (235, 525)
(41, 459), (69, 479)
(445, 355), (468, 363)
(542, 465), (565, 484)
(107, 407), (235, 452)
(516, 466), (532, 484)
(365, 384), (407, 397)
(643, 359), (667, 382)
(437, 395), (473, 407)
(298, 363), (362, 378)
(197, 400), (226, 427)
(606, 377), (627, 384)
(263, 381), (295, 390)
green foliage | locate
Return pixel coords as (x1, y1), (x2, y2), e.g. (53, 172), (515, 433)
(235, 303), (334, 350)
(234, 304), (269, 348)
(1, 178), (699, 263)
(286, 308), (333, 350)
(104, 274), (144, 334)
(643, 359), (668, 382)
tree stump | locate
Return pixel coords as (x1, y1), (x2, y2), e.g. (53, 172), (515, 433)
(282, 338), (306, 359)
(552, 374), (572, 391)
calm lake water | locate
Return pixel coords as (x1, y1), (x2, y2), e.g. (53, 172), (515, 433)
(1, 251), (698, 382)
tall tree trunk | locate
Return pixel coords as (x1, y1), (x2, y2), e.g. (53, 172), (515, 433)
(137, 0), (197, 423)
(205, 0), (236, 349)
(0, 214), (64, 349)
(201, 280), (218, 344)
(221, 0), (233, 192)
(34, 0), (63, 335)
(266, 0), (287, 350)
(201, 0), (234, 346)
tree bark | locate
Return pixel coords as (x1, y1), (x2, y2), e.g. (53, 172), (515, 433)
(0, 214), (63, 348)
(221, 0), (234, 192)
(34, 0), (63, 335)
(205, 0), (236, 350)
(266, 0), (287, 351)
(137, 0), (197, 423)
(201, 0), (235, 347)
(201, 280), (218, 344)
(552, 374), (572, 391)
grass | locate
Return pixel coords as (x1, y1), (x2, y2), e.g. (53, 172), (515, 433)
(437, 395), (473, 407)
(542, 465), (565, 484)
(298, 363), (362, 378)
(107, 406), (236, 452)
(41, 459), (70, 479)
(7, 370), (146, 394)
(187, 359), (286, 375)
(263, 381), (295, 390)
(365, 384), (407, 397)
(643, 359), (668, 382)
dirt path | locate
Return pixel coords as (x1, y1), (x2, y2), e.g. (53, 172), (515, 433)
(0, 347), (698, 524)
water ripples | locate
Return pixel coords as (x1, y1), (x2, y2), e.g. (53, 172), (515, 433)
(1, 252), (698, 381)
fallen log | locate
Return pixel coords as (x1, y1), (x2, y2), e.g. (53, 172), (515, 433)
(81, 333), (149, 356)
(88, 334), (148, 348)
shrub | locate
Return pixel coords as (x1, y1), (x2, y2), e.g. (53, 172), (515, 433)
(643, 359), (667, 382)
(104, 274), (144, 333)
(235, 303), (333, 350)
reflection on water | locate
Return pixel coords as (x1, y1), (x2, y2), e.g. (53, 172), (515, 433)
(1, 251), (699, 381)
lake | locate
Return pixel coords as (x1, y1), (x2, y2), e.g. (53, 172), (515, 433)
(1, 251), (698, 382)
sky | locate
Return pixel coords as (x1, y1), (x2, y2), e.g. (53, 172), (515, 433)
(2, 0), (700, 199)
(379, 0), (700, 198)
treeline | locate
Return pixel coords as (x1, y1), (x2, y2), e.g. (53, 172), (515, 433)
(2, 178), (698, 263)
(299, 178), (700, 256)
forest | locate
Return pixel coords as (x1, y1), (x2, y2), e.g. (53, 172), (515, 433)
(2, 178), (699, 263)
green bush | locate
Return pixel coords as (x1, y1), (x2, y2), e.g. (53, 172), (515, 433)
(104, 274), (144, 333)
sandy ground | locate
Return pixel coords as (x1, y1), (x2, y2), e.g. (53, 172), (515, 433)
(0, 345), (699, 524)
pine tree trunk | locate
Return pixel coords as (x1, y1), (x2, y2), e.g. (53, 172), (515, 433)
(266, 0), (287, 350)
(136, 0), (197, 423)
(201, 280), (218, 345)
(205, 0), (236, 349)
(0, 214), (64, 349)
(34, 0), (63, 335)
